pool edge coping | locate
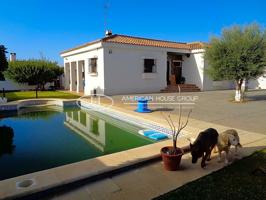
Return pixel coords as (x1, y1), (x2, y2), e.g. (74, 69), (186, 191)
(0, 98), (78, 111)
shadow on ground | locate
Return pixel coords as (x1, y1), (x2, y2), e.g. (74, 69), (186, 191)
(246, 94), (266, 101)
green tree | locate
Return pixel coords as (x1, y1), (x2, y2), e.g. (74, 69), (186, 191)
(0, 45), (8, 80)
(4, 59), (63, 98)
(205, 24), (266, 101)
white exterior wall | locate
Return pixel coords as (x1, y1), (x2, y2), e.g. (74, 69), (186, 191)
(182, 51), (205, 90)
(202, 59), (235, 91)
(62, 42), (105, 95)
(0, 79), (35, 91)
(248, 75), (266, 89)
(62, 42), (191, 96)
(103, 44), (169, 95)
(182, 49), (234, 91)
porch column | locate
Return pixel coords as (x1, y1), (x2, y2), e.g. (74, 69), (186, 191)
(77, 61), (84, 93)
(70, 62), (77, 92)
(64, 63), (70, 90)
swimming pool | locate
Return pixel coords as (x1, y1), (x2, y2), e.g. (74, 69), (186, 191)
(0, 106), (153, 180)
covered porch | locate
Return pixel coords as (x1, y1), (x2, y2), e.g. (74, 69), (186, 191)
(162, 52), (201, 92)
(64, 60), (85, 93)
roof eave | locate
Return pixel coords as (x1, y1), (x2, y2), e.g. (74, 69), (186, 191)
(60, 39), (102, 55)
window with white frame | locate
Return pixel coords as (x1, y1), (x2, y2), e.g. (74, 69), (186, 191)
(143, 58), (156, 73)
(88, 58), (98, 74)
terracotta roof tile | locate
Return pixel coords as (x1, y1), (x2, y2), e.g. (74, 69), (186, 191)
(61, 34), (206, 54)
(188, 42), (207, 50)
(102, 34), (191, 49)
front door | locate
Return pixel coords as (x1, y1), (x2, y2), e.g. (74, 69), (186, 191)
(173, 61), (182, 84)
(167, 61), (170, 85)
(169, 60), (182, 85)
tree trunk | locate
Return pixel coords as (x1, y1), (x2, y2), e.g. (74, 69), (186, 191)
(235, 79), (244, 102)
(240, 79), (246, 101)
(41, 83), (45, 91)
(173, 139), (177, 149)
(35, 86), (38, 99)
(173, 139), (177, 154)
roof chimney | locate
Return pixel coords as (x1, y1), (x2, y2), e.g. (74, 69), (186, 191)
(105, 30), (112, 37)
(10, 53), (16, 62)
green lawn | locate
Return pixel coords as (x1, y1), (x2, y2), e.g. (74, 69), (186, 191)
(4, 91), (81, 102)
(155, 149), (266, 200)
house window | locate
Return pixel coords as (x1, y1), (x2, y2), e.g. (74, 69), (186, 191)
(89, 58), (97, 73)
(90, 118), (99, 135)
(144, 58), (156, 73)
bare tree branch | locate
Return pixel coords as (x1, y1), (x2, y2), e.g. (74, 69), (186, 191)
(168, 114), (176, 137)
(161, 112), (174, 135)
(161, 85), (192, 152)
(179, 109), (192, 133)
(178, 105), (182, 132)
(177, 86), (182, 132)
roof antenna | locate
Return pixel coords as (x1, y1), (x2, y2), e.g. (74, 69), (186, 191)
(104, 0), (111, 36)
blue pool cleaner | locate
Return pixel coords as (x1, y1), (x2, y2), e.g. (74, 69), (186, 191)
(138, 129), (168, 141)
(135, 98), (152, 113)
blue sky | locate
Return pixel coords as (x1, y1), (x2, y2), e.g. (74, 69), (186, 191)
(0, 0), (265, 65)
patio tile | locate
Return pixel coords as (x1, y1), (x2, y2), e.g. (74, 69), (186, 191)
(53, 186), (92, 200)
(86, 178), (121, 200)
(110, 169), (158, 200)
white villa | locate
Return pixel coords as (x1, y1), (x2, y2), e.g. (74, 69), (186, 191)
(60, 32), (266, 95)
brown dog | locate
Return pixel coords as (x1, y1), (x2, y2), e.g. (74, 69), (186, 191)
(217, 129), (242, 165)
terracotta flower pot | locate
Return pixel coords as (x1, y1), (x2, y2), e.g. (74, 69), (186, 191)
(161, 146), (183, 171)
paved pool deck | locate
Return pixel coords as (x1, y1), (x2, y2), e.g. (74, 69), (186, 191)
(1, 91), (265, 200)
(102, 89), (266, 135)
(38, 91), (266, 200)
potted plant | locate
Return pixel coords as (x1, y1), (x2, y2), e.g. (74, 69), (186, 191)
(161, 86), (192, 171)
(180, 76), (186, 84)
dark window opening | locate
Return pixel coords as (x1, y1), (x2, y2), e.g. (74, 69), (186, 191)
(144, 59), (156, 73)
(89, 58), (97, 73)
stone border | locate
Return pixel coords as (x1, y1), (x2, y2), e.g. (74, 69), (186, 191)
(0, 99), (77, 112)
(0, 99), (175, 200)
